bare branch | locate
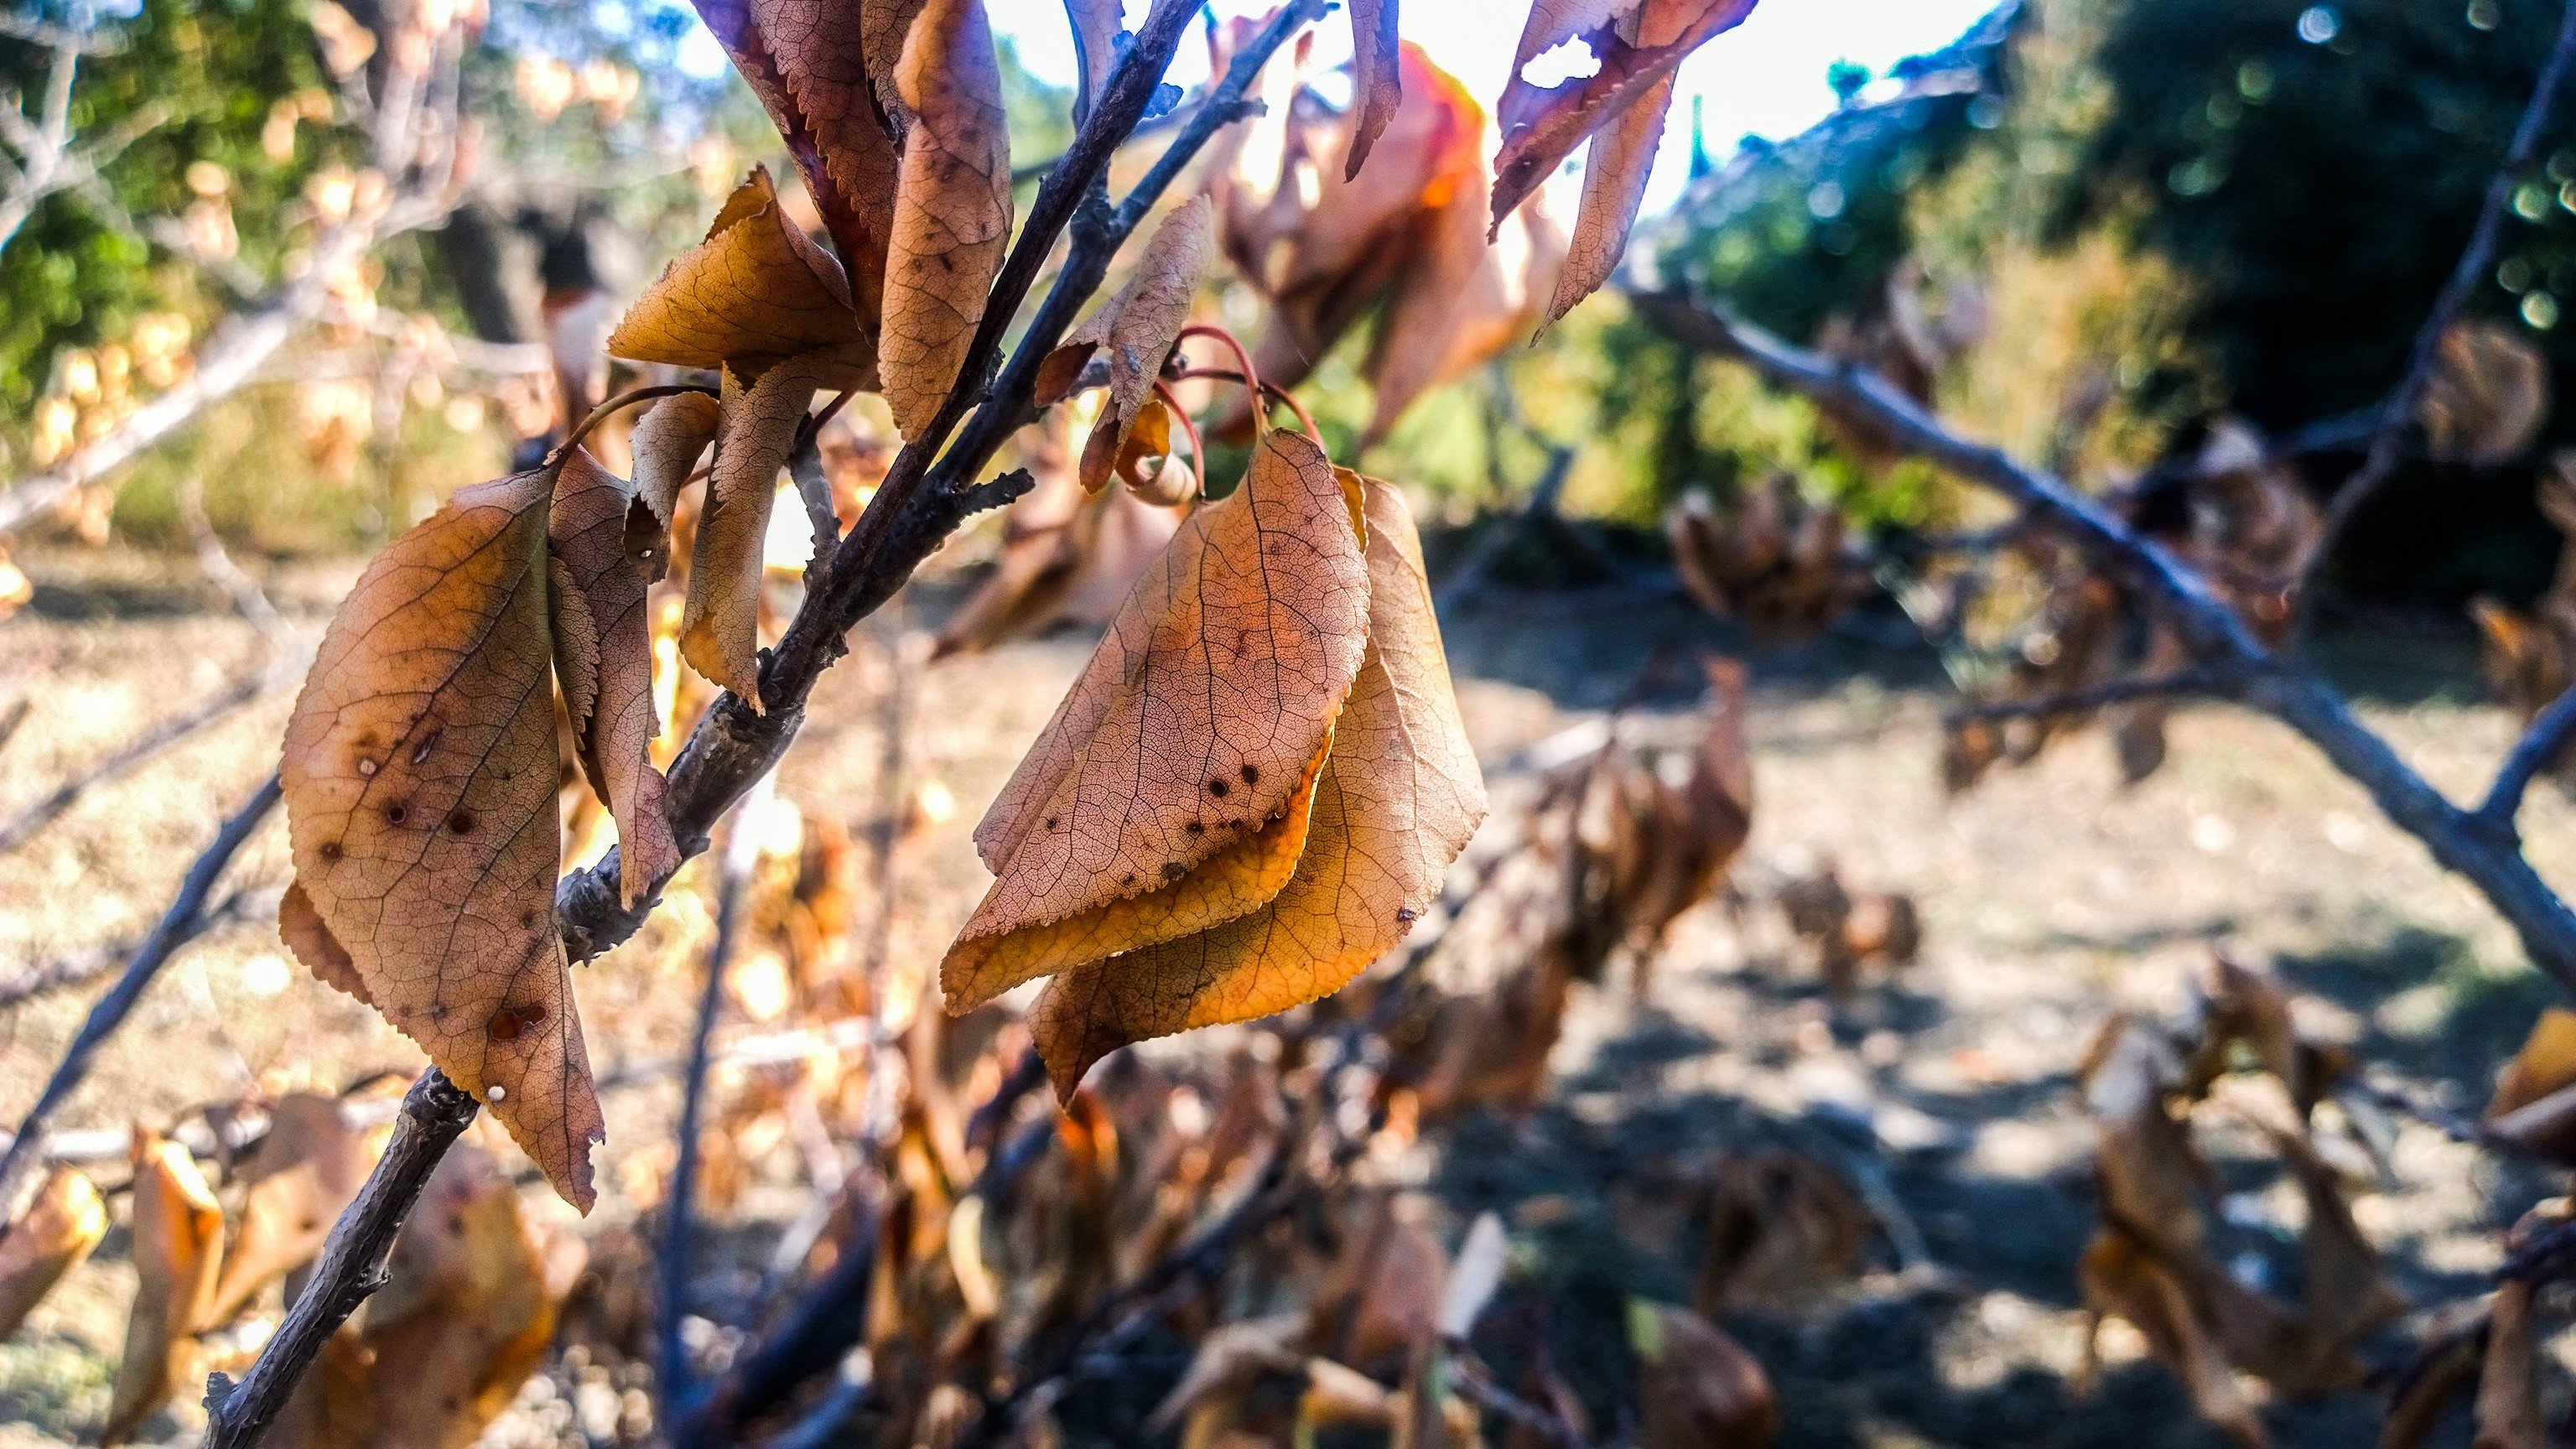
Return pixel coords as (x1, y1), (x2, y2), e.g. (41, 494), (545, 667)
(198, 1067), (482, 1447)
(2480, 683), (2576, 837)
(0, 655), (304, 854)
(658, 782), (768, 1403)
(1630, 287), (2576, 992)
(0, 886), (278, 1013)
(0, 773), (279, 1243)
(2293, 0), (2576, 609)
(1945, 669), (2225, 724)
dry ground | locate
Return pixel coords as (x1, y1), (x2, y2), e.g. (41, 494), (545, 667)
(1, 543), (2570, 1446)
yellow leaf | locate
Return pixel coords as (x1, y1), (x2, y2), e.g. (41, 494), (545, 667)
(1029, 474), (1486, 1094)
(103, 1132), (224, 1446)
(282, 468), (604, 1210)
(966, 430), (1371, 953)
(551, 448), (683, 904)
(604, 167), (875, 386)
(879, 0), (1012, 439)
(0, 1167), (106, 1340)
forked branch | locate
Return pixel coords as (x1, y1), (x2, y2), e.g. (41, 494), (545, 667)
(1631, 288), (2576, 991)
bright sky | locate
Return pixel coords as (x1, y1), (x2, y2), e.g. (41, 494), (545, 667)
(674, 0), (2003, 214)
(985, 0), (2002, 210)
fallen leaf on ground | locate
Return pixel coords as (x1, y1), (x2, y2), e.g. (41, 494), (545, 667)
(1631, 1300), (1778, 1449)
(207, 1093), (386, 1325)
(282, 467), (604, 1209)
(0, 1167), (105, 1339)
(103, 1132), (226, 1446)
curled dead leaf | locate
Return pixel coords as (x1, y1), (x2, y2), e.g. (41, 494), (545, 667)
(948, 429), (1371, 1013)
(282, 468), (604, 1209)
(550, 448), (683, 905)
(879, 0), (1011, 439)
(103, 1132), (225, 1446)
(682, 359), (830, 705)
(1057, 196), (1216, 493)
(605, 167), (873, 386)
(1028, 473), (1486, 1094)
(0, 1166), (106, 1340)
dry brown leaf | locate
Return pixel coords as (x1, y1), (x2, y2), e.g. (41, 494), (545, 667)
(2078, 1228), (2266, 1448)
(1029, 474), (1485, 1093)
(1343, 0), (1402, 179)
(1490, 0), (1758, 234)
(1060, 196), (1216, 492)
(278, 880), (371, 1005)
(688, 0), (888, 287)
(605, 168), (874, 385)
(103, 1132), (225, 1446)
(1545, 70), (1667, 327)
(551, 448), (683, 904)
(880, 0), (1011, 439)
(207, 1094), (385, 1326)
(943, 733), (1329, 1010)
(283, 467), (604, 1210)
(958, 430), (1370, 981)
(682, 358), (828, 704)
(2421, 320), (2549, 467)
(2475, 1280), (2548, 1449)
(1632, 1301), (1778, 1449)
(1062, 0), (1124, 120)
(271, 1143), (586, 1449)
(1145, 1311), (1306, 1433)
(630, 391), (722, 532)
(751, 0), (902, 325)
(0, 1167), (105, 1339)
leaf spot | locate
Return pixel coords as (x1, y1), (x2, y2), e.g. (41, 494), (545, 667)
(409, 726), (442, 766)
(1208, 778), (1230, 798)
(446, 809), (475, 835)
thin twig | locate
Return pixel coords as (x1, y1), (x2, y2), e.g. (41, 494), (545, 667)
(1945, 668), (2224, 724)
(2479, 683), (2576, 838)
(2293, 0), (2576, 612)
(660, 780), (770, 1403)
(0, 656), (305, 854)
(0, 773), (279, 1241)
(198, 1067), (481, 1447)
(1629, 288), (2576, 993)
(0, 885), (278, 1012)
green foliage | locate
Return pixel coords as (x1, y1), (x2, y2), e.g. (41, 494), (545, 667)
(0, 0), (335, 412)
(2075, 0), (2576, 429)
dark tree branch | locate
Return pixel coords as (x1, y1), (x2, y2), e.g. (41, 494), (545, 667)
(659, 791), (766, 1404)
(0, 657), (304, 854)
(2479, 684), (2576, 838)
(1945, 669), (2226, 724)
(199, 1067), (482, 1448)
(2293, 0), (2576, 608)
(0, 772), (279, 1244)
(1631, 288), (2576, 993)
(667, 1197), (880, 1449)
(0, 886), (278, 1012)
